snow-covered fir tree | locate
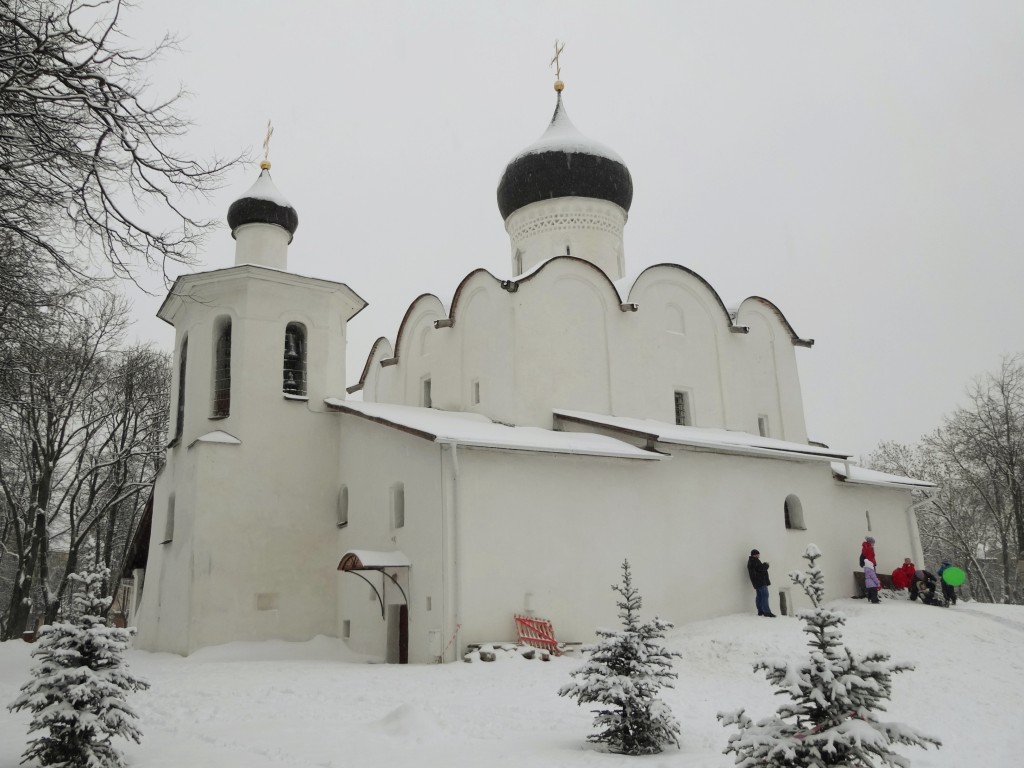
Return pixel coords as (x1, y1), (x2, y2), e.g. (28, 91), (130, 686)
(718, 544), (940, 767)
(8, 568), (150, 768)
(558, 559), (681, 755)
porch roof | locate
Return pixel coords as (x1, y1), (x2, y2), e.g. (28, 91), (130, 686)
(553, 409), (853, 462)
(830, 462), (936, 489)
(324, 399), (663, 460)
(338, 550), (411, 571)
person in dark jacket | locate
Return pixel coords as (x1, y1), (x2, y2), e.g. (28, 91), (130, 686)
(937, 561), (958, 606)
(910, 568), (939, 603)
(747, 549), (775, 617)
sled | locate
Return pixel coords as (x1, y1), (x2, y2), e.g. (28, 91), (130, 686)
(514, 614), (563, 656)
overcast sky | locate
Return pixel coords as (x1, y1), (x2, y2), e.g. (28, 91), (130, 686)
(119, 1), (1024, 459)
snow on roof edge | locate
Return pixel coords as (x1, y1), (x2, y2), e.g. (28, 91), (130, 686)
(555, 409), (852, 462)
(188, 430), (241, 448)
(830, 462), (936, 489)
(325, 399), (663, 461)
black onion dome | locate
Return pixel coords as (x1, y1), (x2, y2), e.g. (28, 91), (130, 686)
(497, 93), (633, 221)
(227, 168), (299, 242)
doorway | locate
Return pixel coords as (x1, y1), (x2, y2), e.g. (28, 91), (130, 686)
(386, 604), (408, 664)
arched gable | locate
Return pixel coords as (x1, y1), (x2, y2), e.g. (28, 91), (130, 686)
(392, 294), (447, 359)
(627, 263), (734, 330)
(448, 268), (504, 324)
(347, 336), (393, 395)
(514, 255), (625, 307)
(736, 296), (814, 347)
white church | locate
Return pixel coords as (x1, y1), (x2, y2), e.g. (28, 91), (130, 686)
(127, 76), (930, 662)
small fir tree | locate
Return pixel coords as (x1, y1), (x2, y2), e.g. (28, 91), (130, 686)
(8, 568), (150, 768)
(559, 559), (682, 755)
(718, 544), (940, 767)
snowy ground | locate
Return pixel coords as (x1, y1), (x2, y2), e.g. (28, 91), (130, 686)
(2, 596), (1022, 767)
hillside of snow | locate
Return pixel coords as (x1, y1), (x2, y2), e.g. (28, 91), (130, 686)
(2, 597), (1022, 767)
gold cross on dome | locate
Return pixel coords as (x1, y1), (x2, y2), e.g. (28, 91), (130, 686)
(550, 40), (565, 81)
(261, 120), (274, 168)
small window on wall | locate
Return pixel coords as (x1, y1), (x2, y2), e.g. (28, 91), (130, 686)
(674, 390), (692, 426)
(391, 482), (405, 529)
(256, 593), (279, 611)
(283, 322), (307, 396)
(471, 379), (481, 406)
(784, 494), (806, 530)
(162, 495), (175, 544)
(422, 377), (432, 408)
(865, 510), (872, 531)
(211, 318), (231, 418)
(342, 620), (351, 640)
(757, 415), (769, 438)
(337, 485), (349, 528)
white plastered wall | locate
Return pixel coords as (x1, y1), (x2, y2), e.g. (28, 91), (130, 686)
(366, 259), (810, 442)
(328, 416), (918, 662)
(335, 415), (445, 663)
(452, 446), (917, 645)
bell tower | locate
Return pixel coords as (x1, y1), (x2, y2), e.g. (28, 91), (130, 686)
(133, 158), (367, 655)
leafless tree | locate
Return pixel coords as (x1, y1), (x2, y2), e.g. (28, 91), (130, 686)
(0, 0), (240, 282)
(867, 355), (1024, 603)
(0, 286), (168, 639)
(923, 356), (1024, 601)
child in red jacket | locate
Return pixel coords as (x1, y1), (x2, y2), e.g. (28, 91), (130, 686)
(892, 558), (917, 590)
(859, 536), (876, 568)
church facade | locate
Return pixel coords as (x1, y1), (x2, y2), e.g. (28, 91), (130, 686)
(129, 82), (929, 662)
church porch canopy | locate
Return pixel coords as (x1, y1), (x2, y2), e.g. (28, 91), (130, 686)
(338, 550), (412, 571)
(338, 550), (411, 620)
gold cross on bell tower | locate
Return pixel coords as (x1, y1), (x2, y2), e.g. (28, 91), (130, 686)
(260, 120), (274, 170)
(550, 39), (565, 92)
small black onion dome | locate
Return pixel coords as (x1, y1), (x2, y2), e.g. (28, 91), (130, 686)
(226, 165), (299, 242)
(497, 93), (633, 221)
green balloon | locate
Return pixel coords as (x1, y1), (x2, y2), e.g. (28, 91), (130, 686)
(942, 566), (966, 586)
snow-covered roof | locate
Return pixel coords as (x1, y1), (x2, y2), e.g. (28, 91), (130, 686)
(511, 95), (623, 163)
(188, 430), (241, 448)
(235, 168), (294, 208)
(554, 410), (853, 462)
(324, 400), (662, 460)
(830, 462), (936, 490)
(338, 550), (411, 570)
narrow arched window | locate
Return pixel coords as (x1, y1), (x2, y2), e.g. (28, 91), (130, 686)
(174, 337), (188, 441)
(391, 482), (405, 529)
(283, 322), (307, 396)
(337, 485), (349, 528)
(211, 318), (231, 418)
(162, 495), (176, 544)
(784, 494), (806, 530)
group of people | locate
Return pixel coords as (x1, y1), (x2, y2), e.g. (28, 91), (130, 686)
(866, 537), (960, 607)
(865, 536), (959, 607)
(746, 536), (961, 616)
